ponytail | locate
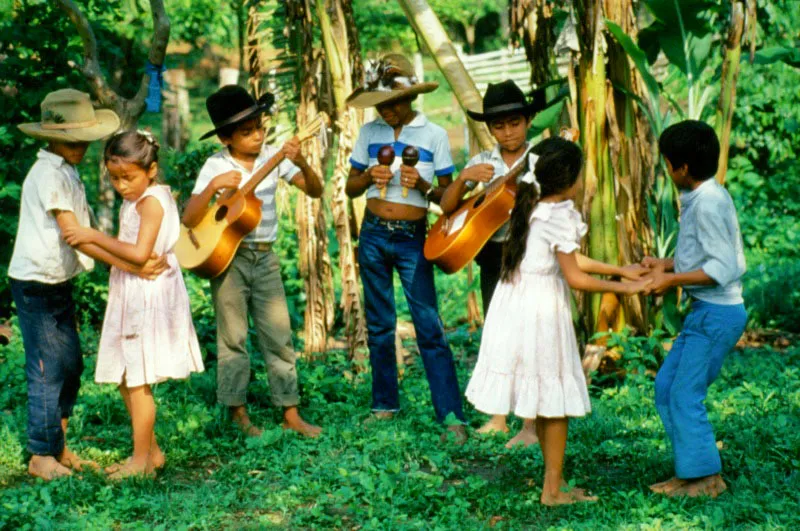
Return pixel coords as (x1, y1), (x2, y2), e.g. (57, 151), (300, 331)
(501, 181), (540, 282)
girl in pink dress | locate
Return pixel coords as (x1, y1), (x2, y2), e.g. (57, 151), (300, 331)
(464, 137), (649, 505)
(63, 130), (203, 479)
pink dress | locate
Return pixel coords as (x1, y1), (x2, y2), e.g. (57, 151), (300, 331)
(95, 185), (204, 387)
(465, 200), (591, 419)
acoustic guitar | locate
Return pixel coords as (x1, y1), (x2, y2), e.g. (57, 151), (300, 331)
(175, 113), (329, 278)
(424, 128), (579, 274)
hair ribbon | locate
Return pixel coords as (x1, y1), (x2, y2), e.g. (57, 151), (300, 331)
(521, 153), (541, 193)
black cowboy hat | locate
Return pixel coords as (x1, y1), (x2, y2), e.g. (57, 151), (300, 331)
(466, 80), (538, 123)
(200, 85), (275, 140)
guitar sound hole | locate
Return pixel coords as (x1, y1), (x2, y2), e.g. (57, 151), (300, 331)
(215, 206), (229, 222)
(473, 194), (486, 208)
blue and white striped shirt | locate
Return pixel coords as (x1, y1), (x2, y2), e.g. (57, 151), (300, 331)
(350, 113), (455, 208)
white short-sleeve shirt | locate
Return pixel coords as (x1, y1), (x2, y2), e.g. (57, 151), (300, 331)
(9, 149), (94, 283)
(349, 113), (455, 208)
(192, 144), (300, 243)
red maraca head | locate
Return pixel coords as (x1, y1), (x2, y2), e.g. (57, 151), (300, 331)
(377, 145), (395, 165)
(401, 145), (419, 166)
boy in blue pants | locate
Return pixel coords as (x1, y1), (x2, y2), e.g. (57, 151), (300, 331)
(643, 120), (747, 497)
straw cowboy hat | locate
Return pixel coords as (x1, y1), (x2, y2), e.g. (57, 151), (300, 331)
(346, 53), (439, 109)
(466, 80), (539, 123)
(200, 85), (275, 140)
(18, 89), (120, 143)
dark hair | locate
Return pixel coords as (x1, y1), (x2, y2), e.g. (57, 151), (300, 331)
(216, 116), (263, 141)
(658, 120), (720, 180)
(500, 136), (583, 281)
(104, 130), (160, 169)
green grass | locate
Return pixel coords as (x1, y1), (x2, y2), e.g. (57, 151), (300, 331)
(1, 326), (798, 529)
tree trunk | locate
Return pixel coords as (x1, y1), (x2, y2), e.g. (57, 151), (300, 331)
(56, 0), (170, 232)
(398, 0), (494, 151)
(317, 0), (369, 364)
(288, 0), (335, 357)
(715, 0), (746, 184)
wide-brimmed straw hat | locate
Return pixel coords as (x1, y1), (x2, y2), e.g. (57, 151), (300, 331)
(346, 54), (439, 109)
(466, 80), (539, 123)
(200, 85), (275, 140)
(18, 89), (120, 143)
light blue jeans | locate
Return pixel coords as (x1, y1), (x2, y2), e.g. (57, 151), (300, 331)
(655, 299), (747, 479)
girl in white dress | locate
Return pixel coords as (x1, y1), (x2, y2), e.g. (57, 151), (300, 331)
(63, 131), (204, 479)
(465, 137), (649, 505)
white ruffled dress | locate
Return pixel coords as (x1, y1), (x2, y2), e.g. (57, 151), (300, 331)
(95, 185), (204, 388)
(465, 200), (591, 419)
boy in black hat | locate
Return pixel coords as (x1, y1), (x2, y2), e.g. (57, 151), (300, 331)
(440, 80), (539, 442)
(182, 85), (323, 437)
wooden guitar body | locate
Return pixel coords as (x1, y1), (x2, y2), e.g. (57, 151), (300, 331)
(175, 192), (263, 278)
(424, 181), (516, 274)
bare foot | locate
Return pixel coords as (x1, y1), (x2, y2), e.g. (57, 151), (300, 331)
(58, 447), (98, 472)
(107, 458), (155, 481)
(283, 407), (322, 438)
(505, 427), (539, 449)
(476, 416), (509, 435)
(106, 447), (165, 475)
(541, 486), (599, 506)
(649, 476), (686, 494)
(439, 424), (468, 445)
(28, 455), (72, 481)
(668, 475), (727, 498)
(230, 406), (263, 438)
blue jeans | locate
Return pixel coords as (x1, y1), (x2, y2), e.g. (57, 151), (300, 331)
(11, 279), (83, 456)
(655, 300), (747, 479)
(358, 212), (465, 423)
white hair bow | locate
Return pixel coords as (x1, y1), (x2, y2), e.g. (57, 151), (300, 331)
(520, 153), (541, 193)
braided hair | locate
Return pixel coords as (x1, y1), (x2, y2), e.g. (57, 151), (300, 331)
(500, 137), (583, 282)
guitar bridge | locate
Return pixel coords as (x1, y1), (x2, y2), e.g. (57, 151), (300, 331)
(188, 229), (200, 249)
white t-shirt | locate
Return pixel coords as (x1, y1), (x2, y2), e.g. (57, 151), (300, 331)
(9, 149), (94, 283)
(192, 145), (300, 243)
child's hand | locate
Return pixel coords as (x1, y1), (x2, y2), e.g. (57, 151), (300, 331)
(62, 225), (95, 246)
(136, 252), (169, 280)
(399, 165), (422, 190)
(621, 264), (648, 281)
(624, 277), (654, 295)
(282, 137), (303, 164)
(368, 165), (393, 189)
(211, 170), (242, 192)
(642, 266), (673, 295)
(459, 164), (494, 184)
(641, 256), (669, 269)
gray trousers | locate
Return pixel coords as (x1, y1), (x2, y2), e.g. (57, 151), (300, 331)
(210, 248), (299, 408)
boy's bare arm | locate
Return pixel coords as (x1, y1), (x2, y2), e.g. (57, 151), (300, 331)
(182, 170), (242, 227)
(644, 267), (715, 295)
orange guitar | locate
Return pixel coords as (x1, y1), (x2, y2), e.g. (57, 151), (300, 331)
(175, 113), (329, 278)
(424, 128), (579, 274)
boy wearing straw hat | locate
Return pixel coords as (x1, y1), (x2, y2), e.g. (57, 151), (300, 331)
(346, 54), (466, 443)
(11, 89), (166, 480)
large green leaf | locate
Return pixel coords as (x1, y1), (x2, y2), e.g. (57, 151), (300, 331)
(606, 21), (661, 106)
(643, 0), (715, 35)
(659, 31), (713, 76)
(529, 97), (565, 136)
(753, 46), (800, 69)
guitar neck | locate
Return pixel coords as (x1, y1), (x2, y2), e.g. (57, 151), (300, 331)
(483, 146), (533, 193)
(239, 148), (288, 197)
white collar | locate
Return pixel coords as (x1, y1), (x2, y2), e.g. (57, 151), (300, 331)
(375, 112), (428, 129)
(222, 145), (272, 171)
(489, 141), (531, 167)
(37, 149), (68, 168)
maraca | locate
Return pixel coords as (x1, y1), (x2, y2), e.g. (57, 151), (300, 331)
(401, 145), (419, 198)
(377, 144), (395, 199)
